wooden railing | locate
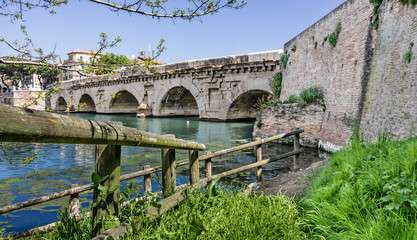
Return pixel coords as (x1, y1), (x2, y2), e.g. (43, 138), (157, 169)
(0, 103), (304, 239)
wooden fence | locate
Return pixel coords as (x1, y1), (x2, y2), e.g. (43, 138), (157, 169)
(0, 103), (303, 239)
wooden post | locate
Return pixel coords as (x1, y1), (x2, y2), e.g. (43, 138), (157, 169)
(161, 148), (176, 197)
(205, 151), (212, 178)
(143, 165), (152, 194)
(189, 150), (199, 185)
(92, 144), (121, 237)
(255, 138), (263, 182)
(68, 184), (80, 218)
(293, 128), (300, 171)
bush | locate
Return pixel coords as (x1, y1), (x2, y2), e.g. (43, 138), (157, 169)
(270, 72), (282, 97)
(299, 87), (323, 103)
(302, 136), (417, 239)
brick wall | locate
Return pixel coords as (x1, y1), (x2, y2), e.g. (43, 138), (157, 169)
(253, 102), (326, 148)
(360, 1), (417, 140)
(281, 0), (373, 146)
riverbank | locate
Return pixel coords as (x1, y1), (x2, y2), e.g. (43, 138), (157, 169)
(250, 159), (327, 198)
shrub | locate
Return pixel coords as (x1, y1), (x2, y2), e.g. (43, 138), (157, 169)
(271, 72), (282, 97)
(280, 54), (289, 68)
(299, 87), (323, 103)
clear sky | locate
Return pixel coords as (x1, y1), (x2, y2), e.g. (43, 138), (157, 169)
(1, 0), (346, 64)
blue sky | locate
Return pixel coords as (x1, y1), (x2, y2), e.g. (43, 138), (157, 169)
(1, 0), (346, 63)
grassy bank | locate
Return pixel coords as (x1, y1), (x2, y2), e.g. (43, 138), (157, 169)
(9, 136), (417, 240)
(302, 135), (417, 239)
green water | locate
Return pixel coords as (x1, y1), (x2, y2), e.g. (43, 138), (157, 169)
(0, 114), (323, 234)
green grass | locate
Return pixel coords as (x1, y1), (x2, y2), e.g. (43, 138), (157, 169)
(302, 134), (417, 239)
(127, 187), (306, 240)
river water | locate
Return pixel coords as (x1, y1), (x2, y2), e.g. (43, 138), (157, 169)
(0, 114), (324, 234)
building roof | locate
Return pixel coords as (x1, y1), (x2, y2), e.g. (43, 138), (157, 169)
(68, 49), (105, 55)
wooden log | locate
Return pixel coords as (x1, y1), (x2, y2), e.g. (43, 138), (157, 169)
(255, 141), (263, 182)
(293, 128), (300, 171)
(197, 128), (304, 162)
(92, 144), (121, 237)
(205, 151), (212, 178)
(69, 184), (80, 218)
(0, 103), (205, 150)
(143, 165), (152, 194)
(189, 150), (199, 185)
(161, 148), (176, 197)
(0, 183), (94, 214)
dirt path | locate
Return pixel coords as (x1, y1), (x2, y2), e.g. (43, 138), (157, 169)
(249, 160), (327, 197)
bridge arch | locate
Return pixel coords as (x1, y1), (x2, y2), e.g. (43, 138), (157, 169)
(158, 86), (200, 117)
(78, 94), (96, 112)
(226, 89), (273, 120)
(55, 97), (68, 112)
(109, 90), (140, 114)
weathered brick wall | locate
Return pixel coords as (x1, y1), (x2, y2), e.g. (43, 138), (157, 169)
(253, 102), (326, 148)
(360, 1), (417, 140)
(280, 0), (373, 147)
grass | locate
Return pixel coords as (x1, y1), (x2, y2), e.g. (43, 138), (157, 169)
(126, 186), (306, 240)
(258, 87), (323, 110)
(302, 133), (417, 239)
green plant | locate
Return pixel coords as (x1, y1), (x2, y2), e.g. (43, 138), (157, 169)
(271, 72), (282, 97)
(128, 185), (306, 239)
(399, 0), (417, 5)
(256, 120), (263, 128)
(405, 42), (414, 63)
(280, 54), (289, 68)
(291, 45), (297, 52)
(299, 87), (323, 103)
(288, 95), (300, 103)
(302, 136), (417, 239)
(325, 22), (341, 47)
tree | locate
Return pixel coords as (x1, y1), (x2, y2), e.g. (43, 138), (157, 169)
(87, 53), (132, 75)
(0, 0), (246, 70)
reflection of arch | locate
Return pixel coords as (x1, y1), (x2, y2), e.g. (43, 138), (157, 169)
(159, 86), (199, 117)
(56, 97), (67, 111)
(78, 94), (96, 112)
(109, 90), (139, 113)
(227, 90), (272, 120)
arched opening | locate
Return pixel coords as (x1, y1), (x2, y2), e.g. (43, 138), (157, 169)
(159, 87), (199, 117)
(56, 97), (67, 111)
(78, 94), (96, 112)
(109, 90), (139, 113)
(227, 90), (273, 121)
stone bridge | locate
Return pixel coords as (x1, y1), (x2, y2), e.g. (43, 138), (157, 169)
(51, 50), (282, 121)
